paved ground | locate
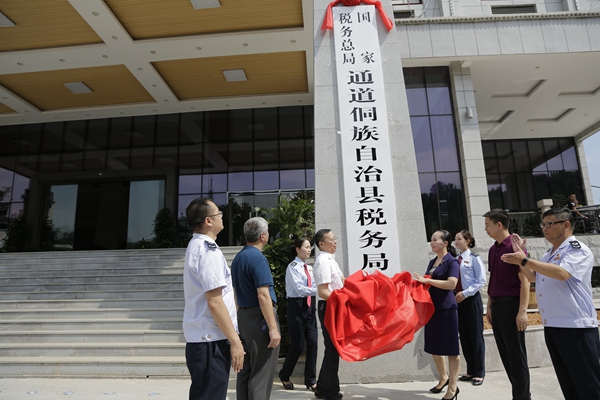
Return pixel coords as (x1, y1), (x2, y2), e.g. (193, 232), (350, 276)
(0, 366), (563, 399)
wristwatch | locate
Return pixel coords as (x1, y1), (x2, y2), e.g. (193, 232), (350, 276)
(520, 256), (530, 267)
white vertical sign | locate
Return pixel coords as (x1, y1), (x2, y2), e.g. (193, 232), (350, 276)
(332, 5), (400, 276)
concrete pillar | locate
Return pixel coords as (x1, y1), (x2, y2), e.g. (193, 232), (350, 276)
(576, 139), (595, 206)
(313, 0), (432, 383)
(449, 62), (490, 241)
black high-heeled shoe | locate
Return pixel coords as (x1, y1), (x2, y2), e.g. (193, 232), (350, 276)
(306, 383), (317, 392)
(442, 386), (459, 400)
(430, 379), (449, 393)
(281, 379), (294, 390)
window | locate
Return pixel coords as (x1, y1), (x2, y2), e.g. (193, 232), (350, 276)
(404, 67), (467, 239)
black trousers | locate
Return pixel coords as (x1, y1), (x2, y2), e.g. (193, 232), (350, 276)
(544, 326), (600, 400)
(279, 297), (318, 386)
(457, 291), (485, 377)
(316, 300), (340, 397)
(490, 297), (531, 400)
(185, 340), (231, 400)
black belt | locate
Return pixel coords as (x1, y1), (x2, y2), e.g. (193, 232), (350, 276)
(239, 301), (277, 309)
(490, 296), (519, 303)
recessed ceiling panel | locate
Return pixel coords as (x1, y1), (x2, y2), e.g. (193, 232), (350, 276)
(153, 51), (308, 100)
(104, 0), (303, 40)
(491, 79), (545, 98)
(0, 66), (155, 111)
(0, 102), (16, 114)
(0, 0), (103, 52)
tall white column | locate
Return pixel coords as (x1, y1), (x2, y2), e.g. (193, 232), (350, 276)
(450, 62), (490, 240)
(313, 0), (431, 383)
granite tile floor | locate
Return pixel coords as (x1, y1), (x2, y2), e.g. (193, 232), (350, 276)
(0, 365), (563, 399)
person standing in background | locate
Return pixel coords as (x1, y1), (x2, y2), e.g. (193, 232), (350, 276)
(279, 238), (318, 391)
(502, 208), (600, 400)
(484, 209), (531, 400)
(312, 229), (345, 400)
(231, 217), (281, 400)
(182, 198), (244, 400)
(412, 229), (460, 400)
(454, 230), (486, 386)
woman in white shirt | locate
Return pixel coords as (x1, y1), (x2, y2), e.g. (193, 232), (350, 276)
(454, 230), (487, 386)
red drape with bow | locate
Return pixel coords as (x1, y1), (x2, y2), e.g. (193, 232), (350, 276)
(321, 0), (395, 31)
(324, 270), (434, 362)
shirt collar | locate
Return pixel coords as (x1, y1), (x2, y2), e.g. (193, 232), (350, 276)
(194, 233), (217, 246)
(460, 249), (471, 258)
(496, 235), (511, 247)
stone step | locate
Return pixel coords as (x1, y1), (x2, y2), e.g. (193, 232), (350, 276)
(0, 330), (184, 343)
(0, 273), (183, 285)
(0, 258), (184, 275)
(0, 357), (188, 378)
(0, 281), (182, 293)
(0, 289), (183, 301)
(0, 266), (183, 278)
(0, 343), (185, 357)
(0, 247), (241, 265)
(0, 318), (183, 331)
(0, 308), (183, 320)
(0, 298), (185, 310)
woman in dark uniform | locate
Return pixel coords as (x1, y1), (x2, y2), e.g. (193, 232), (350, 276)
(278, 238), (317, 391)
(413, 230), (460, 400)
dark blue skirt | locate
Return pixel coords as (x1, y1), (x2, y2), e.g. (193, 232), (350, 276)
(424, 308), (459, 356)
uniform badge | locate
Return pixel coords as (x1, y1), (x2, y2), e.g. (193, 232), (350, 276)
(570, 240), (581, 249)
(464, 261), (470, 265)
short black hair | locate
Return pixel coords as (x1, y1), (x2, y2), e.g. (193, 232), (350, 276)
(186, 197), (213, 231)
(314, 229), (332, 250)
(483, 209), (509, 229)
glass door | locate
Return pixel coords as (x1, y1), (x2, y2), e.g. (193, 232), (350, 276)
(127, 180), (165, 248)
(45, 184), (78, 250)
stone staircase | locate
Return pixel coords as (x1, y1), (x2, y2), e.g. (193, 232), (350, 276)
(0, 247), (242, 378)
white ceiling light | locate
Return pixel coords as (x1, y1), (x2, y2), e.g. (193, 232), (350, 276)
(64, 82), (92, 94)
(190, 0), (221, 10)
(0, 11), (15, 27)
(223, 69), (247, 82)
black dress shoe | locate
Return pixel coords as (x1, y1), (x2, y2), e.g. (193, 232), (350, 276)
(472, 378), (484, 386)
(430, 379), (449, 393)
(323, 393), (343, 400)
(281, 379), (294, 390)
(314, 389), (324, 399)
(442, 386), (459, 400)
(306, 384), (317, 392)
(458, 375), (474, 381)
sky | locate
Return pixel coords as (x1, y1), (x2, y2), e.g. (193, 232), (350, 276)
(583, 131), (600, 205)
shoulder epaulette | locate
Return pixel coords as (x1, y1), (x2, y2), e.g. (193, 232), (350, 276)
(206, 241), (218, 249)
(471, 252), (479, 258)
(569, 240), (581, 249)
(291, 261), (297, 266)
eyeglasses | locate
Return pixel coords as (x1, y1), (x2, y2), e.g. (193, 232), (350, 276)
(206, 211), (223, 218)
(326, 236), (338, 242)
(539, 220), (566, 229)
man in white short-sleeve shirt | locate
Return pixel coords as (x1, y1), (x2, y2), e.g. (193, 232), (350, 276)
(502, 207), (600, 399)
(183, 198), (245, 400)
(312, 229), (345, 400)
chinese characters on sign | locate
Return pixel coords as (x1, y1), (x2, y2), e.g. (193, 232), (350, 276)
(332, 5), (400, 275)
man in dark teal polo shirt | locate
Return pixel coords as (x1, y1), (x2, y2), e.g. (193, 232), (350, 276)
(231, 217), (280, 400)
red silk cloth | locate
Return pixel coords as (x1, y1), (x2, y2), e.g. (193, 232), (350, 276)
(321, 0), (395, 31)
(324, 270), (434, 362)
